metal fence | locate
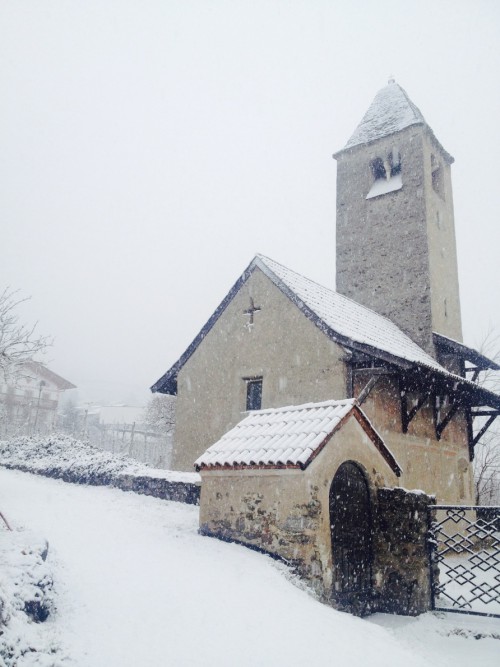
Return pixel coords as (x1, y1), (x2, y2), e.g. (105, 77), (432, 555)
(428, 505), (500, 617)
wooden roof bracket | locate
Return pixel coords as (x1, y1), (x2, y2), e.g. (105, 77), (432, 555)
(465, 366), (481, 383)
(471, 411), (499, 449)
(357, 375), (381, 405)
(399, 376), (432, 434)
(466, 406), (475, 461)
(434, 394), (461, 440)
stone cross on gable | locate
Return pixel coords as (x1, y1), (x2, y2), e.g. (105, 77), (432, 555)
(243, 297), (261, 327)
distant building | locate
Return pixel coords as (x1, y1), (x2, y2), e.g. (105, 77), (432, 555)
(0, 361), (76, 437)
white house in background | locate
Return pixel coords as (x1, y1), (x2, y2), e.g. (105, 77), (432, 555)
(0, 361), (76, 436)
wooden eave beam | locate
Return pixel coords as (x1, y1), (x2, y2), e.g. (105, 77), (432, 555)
(471, 409), (500, 418)
(352, 366), (394, 376)
(349, 360), (399, 400)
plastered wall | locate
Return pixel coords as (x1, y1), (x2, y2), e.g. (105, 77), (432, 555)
(173, 268), (347, 471)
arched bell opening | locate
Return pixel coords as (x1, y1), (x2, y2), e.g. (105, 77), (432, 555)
(329, 461), (373, 615)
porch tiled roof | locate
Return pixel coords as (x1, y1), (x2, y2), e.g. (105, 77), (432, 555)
(195, 399), (401, 475)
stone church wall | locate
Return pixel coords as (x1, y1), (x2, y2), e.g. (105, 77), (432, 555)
(336, 125), (462, 352)
(336, 126), (433, 353)
(173, 268), (347, 471)
(422, 132), (463, 342)
(372, 487), (435, 615)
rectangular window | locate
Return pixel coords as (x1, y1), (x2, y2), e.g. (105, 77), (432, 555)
(246, 378), (263, 411)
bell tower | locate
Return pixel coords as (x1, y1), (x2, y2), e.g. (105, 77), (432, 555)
(334, 80), (462, 355)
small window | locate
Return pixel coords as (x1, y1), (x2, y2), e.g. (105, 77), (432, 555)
(246, 378), (263, 411)
(370, 157), (386, 181)
(431, 154), (445, 199)
(367, 149), (402, 199)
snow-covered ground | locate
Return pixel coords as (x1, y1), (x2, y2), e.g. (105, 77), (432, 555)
(0, 468), (498, 666)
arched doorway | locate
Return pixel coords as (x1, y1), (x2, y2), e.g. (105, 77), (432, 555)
(329, 461), (372, 613)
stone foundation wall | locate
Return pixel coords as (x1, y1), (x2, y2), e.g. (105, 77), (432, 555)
(199, 471), (324, 591)
(201, 470), (435, 616)
(373, 487), (435, 615)
(1, 463), (200, 506)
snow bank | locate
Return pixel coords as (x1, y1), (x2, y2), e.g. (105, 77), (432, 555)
(0, 526), (65, 666)
(2, 468), (499, 667)
(0, 435), (200, 505)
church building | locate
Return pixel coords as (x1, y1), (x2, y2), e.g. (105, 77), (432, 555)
(152, 81), (500, 613)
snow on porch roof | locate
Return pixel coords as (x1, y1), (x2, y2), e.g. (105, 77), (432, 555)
(194, 399), (401, 475)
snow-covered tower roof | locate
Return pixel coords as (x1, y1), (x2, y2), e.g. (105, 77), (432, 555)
(335, 79), (453, 163)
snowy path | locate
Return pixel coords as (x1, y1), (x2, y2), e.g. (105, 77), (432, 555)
(1, 469), (498, 666)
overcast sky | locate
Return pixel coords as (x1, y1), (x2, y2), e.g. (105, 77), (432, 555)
(1, 1), (499, 406)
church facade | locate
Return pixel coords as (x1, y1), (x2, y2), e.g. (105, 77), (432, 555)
(152, 81), (500, 613)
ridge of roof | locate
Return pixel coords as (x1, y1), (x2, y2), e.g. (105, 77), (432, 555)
(334, 80), (453, 163)
(253, 398), (356, 415)
(24, 361), (76, 390)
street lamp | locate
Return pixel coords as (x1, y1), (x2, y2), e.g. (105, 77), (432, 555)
(33, 380), (46, 433)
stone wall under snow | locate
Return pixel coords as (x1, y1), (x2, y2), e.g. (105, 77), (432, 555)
(0, 435), (200, 506)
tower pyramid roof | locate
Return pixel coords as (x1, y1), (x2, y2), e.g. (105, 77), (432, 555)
(344, 80), (425, 149)
(336, 80), (453, 162)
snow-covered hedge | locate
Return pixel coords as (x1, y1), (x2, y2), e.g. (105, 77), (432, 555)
(0, 527), (63, 666)
(0, 435), (200, 505)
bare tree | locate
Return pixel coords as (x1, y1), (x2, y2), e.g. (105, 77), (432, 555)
(0, 288), (50, 382)
(143, 395), (175, 433)
(473, 330), (500, 505)
(474, 430), (500, 505)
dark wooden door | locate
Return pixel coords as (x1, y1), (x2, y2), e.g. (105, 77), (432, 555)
(330, 462), (372, 611)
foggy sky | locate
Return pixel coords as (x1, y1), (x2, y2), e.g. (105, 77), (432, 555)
(1, 1), (499, 406)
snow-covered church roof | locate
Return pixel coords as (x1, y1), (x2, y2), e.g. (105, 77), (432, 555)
(153, 254), (448, 393)
(335, 79), (454, 163)
(151, 253), (500, 409)
(195, 398), (401, 475)
(256, 254), (443, 372)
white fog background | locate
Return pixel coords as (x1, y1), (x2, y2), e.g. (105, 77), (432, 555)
(1, 0), (499, 405)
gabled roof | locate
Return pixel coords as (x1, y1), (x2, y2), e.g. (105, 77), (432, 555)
(334, 80), (453, 163)
(151, 254), (500, 410)
(151, 254), (446, 395)
(25, 361), (76, 390)
(194, 398), (401, 475)
(257, 255), (444, 372)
